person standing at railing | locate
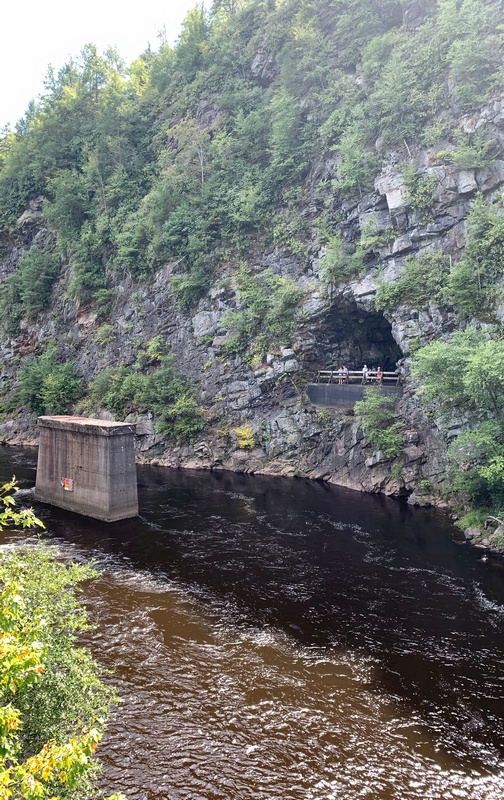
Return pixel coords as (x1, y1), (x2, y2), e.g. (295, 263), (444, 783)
(361, 365), (368, 384)
(343, 365), (349, 384)
(376, 367), (383, 384)
(337, 366), (344, 385)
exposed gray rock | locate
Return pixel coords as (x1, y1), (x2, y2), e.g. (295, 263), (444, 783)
(192, 310), (220, 338)
(375, 168), (408, 210)
(365, 450), (388, 468)
(476, 160), (504, 192)
(250, 49), (276, 85)
(456, 170), (478, 194)
(17, 197), (44, 229)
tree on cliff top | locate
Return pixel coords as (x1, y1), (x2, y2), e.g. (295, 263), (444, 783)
(0, 0), (501, 316)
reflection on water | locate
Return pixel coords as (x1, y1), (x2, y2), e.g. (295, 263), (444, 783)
(1, 447), (504, 799)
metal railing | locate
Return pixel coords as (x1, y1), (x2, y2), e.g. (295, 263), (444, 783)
(316, 369), (402, 386)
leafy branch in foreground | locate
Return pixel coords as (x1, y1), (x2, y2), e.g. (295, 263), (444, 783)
(0, 478), (126, 800)
(0, 479), (45, 533)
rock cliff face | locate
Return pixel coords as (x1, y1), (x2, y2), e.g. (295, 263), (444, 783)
(1, 95), (503, 506)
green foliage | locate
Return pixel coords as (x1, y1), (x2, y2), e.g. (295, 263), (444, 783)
(17, 345), (83, 416)
(170, 259), (214, 312)
(88, 366), (147, 418)
(222, 264), (303, 355)
(317, 409), (333, 429)
(0, 482), (124, 800)
(411, 327), (497, 417)
(384, 195), (504, 321)
(412, 329), (504, 514)
(375, 250), (451, 313)
(145, 335), (166, 364)
(154, 394), (206, 441)
(329, 0), (403, 70)
(139, 362), (206, 442)
(417, 478), (433, 494)
(336, 128), (380, 197)
(319, 232), (363, 288)
(67, 221), (107, 300)
(364, 0), (502, 144)
(94, 288), (113, 320)
(114, 208), (151, 276)
(44, 170), (91, 252)
(0, 478), (45, 533)
(268, 90), (309, 185)
(447, 194), (504, 320)
(402, 164), (437, 224)
(448, 421), (504, 513)
(359, 216), (395, 253)
(0, 0), (502, 324)
(354, 386), (404, 458)
(478, 456), (504, 506)
(269, 186), (308, 256)
(452, 129), (492, 169)
(135, 344), (156, 369)
(0, 244), (61, 332)
(88, 359), (206, 442)
(365, 28), (441, 145)
(94, 323), (116, 347)
(441, 0), (503, 113)
(374, 277), (404, 314)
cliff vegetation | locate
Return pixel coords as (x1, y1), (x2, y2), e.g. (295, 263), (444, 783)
(1, 0), (504, 539)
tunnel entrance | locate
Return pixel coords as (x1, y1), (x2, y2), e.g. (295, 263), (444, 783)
(308, 297), (403, 373)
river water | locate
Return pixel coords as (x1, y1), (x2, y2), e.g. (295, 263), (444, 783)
(1, 447), (504, 800)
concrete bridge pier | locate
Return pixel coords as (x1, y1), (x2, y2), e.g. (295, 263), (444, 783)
(35, 416), (138, 522)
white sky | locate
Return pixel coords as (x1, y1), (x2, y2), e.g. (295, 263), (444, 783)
(1, 1), (205, 130)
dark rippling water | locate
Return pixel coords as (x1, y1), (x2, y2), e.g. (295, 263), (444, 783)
(1, 446), (504, 799)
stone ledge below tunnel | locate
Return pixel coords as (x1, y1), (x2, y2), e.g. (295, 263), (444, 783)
(307, 383), (403, 408)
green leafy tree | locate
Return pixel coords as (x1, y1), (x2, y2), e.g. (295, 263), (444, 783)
(18, 346), (83, 416)
(319, 232), (360, 288)
(268, 90), (308, 186)
(141, 362), (206, 442)
(441, 0), (503, 113)
(336, 127), (380, 196)
(375, 250), (451, 313)
(222, 264), (303, 355)
(412, 329), (504, 515)
(411, 328), (483, 416)
(354, 386), (404, 458)
(44, 170), (91, 251)
(173, 6), (210, 82)
(0, 245), (61, 333)
(154, 394), (206, 441)
(447, 194), (504, 320)
(452, 129), (492, 169)
(402, 164), (437, 224)
(88, 360), (206, 442)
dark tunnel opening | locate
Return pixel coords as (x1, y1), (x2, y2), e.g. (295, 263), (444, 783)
(307, 297), (403, 373)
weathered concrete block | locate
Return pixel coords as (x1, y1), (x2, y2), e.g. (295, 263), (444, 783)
(35, 416), (138, 522)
